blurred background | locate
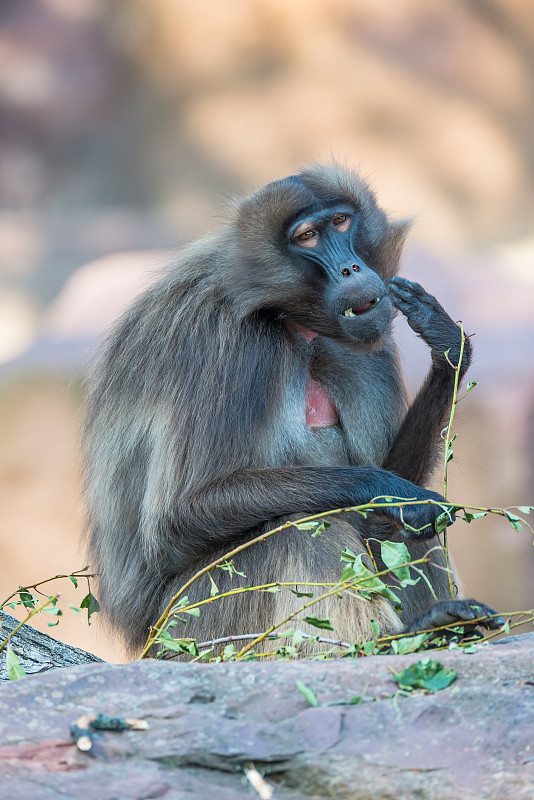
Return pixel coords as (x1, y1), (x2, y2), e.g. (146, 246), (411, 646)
(0, 0), (533, 662)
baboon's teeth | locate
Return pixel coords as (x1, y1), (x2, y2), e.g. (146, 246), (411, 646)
(343, 298), (381, 318)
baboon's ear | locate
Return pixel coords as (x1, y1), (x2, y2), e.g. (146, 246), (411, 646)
(376, 218), (412, 280)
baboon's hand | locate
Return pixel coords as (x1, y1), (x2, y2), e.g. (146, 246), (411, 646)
(389, 276), (470, 374)
(371, 479), (454, 539)
(406, 598), (504, 634)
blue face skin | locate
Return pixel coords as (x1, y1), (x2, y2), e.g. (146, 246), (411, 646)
(287, 204), (365, 276)
(286, 203), (391, 344)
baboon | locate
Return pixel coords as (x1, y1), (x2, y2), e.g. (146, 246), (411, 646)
(83, 165), (500, 655)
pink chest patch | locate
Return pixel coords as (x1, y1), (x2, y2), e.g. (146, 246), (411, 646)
(305, 378), (339, 428)
(294, 324), (338, 427)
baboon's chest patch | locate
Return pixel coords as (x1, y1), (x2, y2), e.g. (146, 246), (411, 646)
(305, 378), (339, 428)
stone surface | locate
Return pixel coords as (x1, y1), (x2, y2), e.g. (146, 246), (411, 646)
(0, 634), (533, 799)
(0, 611), (101, 682)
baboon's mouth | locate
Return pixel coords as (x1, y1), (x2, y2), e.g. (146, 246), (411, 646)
(342, 298), (381, 317)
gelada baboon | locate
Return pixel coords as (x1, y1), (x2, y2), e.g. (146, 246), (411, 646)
(83, 164), (500, 655)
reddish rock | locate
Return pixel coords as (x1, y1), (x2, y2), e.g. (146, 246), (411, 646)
(0, 634), (533, 799)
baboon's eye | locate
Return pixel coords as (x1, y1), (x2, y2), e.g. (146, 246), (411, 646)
(332, 214), (351, 232)
(292, 222), (320, 249)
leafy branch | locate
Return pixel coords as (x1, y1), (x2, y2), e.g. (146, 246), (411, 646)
(0, 594), (60, 656)
(139, 499), (451, 659)
(141, 497), (533, 661)
(1, 567), (100, 636)
(441, 323), (472, 595)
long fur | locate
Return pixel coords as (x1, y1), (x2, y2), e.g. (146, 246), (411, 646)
(83, 165), (463, 655)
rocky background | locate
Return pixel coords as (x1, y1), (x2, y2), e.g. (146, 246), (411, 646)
(1, 634), (534, 799)
(0, 0), (533, 663)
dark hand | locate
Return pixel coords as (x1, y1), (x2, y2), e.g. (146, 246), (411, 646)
(368, 473), (454, 539)
(407, 598), (504, 634)
(389, 276), (470, 376)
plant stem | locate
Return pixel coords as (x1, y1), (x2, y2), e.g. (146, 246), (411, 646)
(442, 323), (466, 597)
(0, 569), (94, 610)
(443, 323), (465, 499)
(0, 594), (60, 653)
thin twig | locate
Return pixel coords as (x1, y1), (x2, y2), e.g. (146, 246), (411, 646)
(0, 594), (60, 654)
(141, 497), (533, 659)
(0, 569), (94, 610)
(195, 632), (353, 649)
(442, 323), (466, 596)
(140, 498), (462, 657)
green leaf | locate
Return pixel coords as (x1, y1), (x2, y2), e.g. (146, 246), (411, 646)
(159, 637), (199, 656)
(311, 521), (330, 538)
(80, 592), (100, 624)
(276, 645), (298, 659)
(370, 619), (380, 638)
(69, 576), (79, 588)
(291, 629), (307, 647)
(208, 573), (219, 596)
(461, 511), (487, 523)
(444, 434), (457, 463)
(6, 646), (26, 680)
(47, 608), (62, 627)
(302, 615), (334, 631)
(296, 679), (319, 706)
(380, 540), (419, 586)
(170, 615), (188, 626)
(18, 591), (36, 611)
(391, 633), (429, 655)
(461, 643), (479, 654)
(517, 506), (533, 514)
(504, 511), (523, 532)
(326, 694), (364, 707)
(223, 643), (235, 660)
(347, 554), (401, 606)
(289, 588), (314, 598)
(294, 521), (322, 530)
(465, 380), (478, 394)
(434, 511), (453, 534)
(216, 560), (246, 578)
(340, 564), (357, 582)
(340, 547), (357, 562)
(394, 658), (456, 692)
(182, 606), (200, 616)
(274, 628), (294, 638)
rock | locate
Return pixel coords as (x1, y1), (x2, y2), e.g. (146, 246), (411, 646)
(0, 633), (533, 799)
(0, 611), (101, 683)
